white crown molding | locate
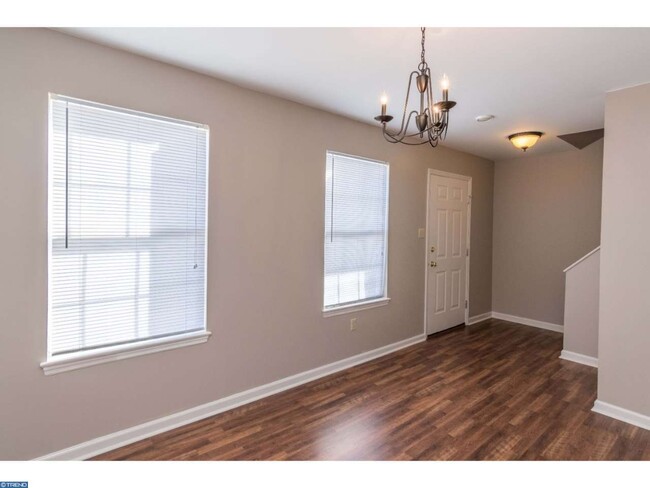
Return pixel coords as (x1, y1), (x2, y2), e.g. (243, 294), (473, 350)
(559, 349), (598, 368)
(592, 400), (650, 431)
(491, 312), (564, 333)
(36, 333), (426, 460)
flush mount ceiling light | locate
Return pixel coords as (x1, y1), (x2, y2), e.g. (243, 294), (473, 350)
(374, 27), (457, 147)
(508, 131), (544, 152)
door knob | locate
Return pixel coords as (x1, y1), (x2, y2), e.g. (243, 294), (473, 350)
(430, 261), (437, 267)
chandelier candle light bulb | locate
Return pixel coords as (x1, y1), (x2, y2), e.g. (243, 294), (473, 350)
(432, 102), (440, 124)
(374, 27), (457, 147)
(381, 93), (388, 116)
(441, 74), (449, 101)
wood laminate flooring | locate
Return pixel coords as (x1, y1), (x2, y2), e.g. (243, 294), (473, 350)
(94, 319), (650, 460)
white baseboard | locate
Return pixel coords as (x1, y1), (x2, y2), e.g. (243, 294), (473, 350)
(465, 311), (564, 333)
(466, 311), (493, 325)
(559, 349), (598, 368)
(491, 311), (564, 333)
(36, 333), (426, 460)
(592, 400), (650, 431)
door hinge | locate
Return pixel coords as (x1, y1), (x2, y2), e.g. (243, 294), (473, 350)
(466, 248), (469, 257)
(465, 300), (468, 309)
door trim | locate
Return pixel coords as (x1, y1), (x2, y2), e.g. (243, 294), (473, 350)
(423, 169), (472, 336)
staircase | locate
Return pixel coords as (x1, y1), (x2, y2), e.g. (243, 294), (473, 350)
(560, 247), (600, 367)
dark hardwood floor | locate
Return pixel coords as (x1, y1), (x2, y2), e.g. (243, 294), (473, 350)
(94, 319), (650, 460)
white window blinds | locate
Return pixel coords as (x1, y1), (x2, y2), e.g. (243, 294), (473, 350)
(324, 152), (389, 309)
(48, 95), (208, 357)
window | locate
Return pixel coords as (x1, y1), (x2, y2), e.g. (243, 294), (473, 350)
(323, 152), (389, 314)
(44, 94), (209, 373)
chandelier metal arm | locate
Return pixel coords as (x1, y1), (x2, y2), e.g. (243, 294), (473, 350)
(382, 109), (419, 143)
(383, 122), (440, 146)
(426, 67), (437, 125)
(389, 70), (420, 137)
(383, 107), (449, 147)
(382, 132), (435, 146)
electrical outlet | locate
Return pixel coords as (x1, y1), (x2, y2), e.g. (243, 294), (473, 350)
(350, 318), (357, 331)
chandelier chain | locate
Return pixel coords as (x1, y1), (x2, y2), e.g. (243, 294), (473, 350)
(420, 27), (426, 65)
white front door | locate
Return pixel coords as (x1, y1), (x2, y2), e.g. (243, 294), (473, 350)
(426, 171), (470, 335)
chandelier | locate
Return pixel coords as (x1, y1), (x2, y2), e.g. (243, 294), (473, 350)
(374, 27), (456, 147)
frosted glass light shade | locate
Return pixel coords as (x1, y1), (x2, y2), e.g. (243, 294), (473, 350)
(508, 131), (543, 152)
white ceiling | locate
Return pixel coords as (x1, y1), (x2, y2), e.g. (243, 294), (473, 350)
(60, 28), (650, 161)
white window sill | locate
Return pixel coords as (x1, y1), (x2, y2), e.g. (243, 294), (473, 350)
(322, 297), (391, 317)
(40, 330), (211, 376)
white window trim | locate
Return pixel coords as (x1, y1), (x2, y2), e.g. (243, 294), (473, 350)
(49, 93), (209, 130)
(40, 330), (211, 375)
(45, 94), (210, 374)
(323, 151), (391, 315)
(322, 297), (391, 317)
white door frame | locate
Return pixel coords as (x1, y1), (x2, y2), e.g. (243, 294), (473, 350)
(423, 169), (472, 336)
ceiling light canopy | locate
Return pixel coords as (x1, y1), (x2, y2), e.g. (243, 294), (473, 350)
(508, 131), (543, 152)
(374, 27), (457, 147)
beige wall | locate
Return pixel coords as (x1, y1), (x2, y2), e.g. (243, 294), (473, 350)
(492, 140), (603, 325)
(563, 249), (600, 358)
(0, 29), (493, 459)
(598, 83), (650, 416)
